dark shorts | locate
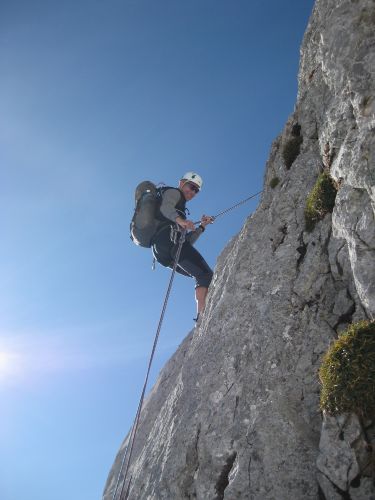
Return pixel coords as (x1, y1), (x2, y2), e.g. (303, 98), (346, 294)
(152, 226), (213, 289)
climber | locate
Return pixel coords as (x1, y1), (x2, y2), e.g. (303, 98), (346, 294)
(151, 172), (214, 320)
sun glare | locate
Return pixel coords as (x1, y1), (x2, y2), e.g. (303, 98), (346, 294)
(0, 350), (17, 379)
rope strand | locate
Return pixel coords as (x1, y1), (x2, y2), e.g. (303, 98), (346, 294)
(193, 189), (262, 225)
(112, 230), (187, 500)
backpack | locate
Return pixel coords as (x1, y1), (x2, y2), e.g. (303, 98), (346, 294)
(130, 181), (187, 248)
(130, 181), (161, 248)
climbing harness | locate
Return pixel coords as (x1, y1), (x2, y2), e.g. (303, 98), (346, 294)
(112, 230), (187, 500)
(170, 224), (181, 245)
(112, 188), (263, 499)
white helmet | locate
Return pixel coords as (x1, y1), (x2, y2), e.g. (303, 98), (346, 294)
(181, 171), (203, 189)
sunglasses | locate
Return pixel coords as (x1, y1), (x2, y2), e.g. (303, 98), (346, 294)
(186, 182), (200, 193)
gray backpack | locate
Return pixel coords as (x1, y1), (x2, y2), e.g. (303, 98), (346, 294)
(130, 181), (161, 248)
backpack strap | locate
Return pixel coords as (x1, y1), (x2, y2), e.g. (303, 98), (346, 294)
(155, 186), (187, 221)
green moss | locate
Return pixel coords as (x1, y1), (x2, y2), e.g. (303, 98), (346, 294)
(291, 124), (301, 137)
(282, 136), (303, 169)
(358, 7), (375, 26)
(319, 321), (375, 418)
(269, 177), (280, 189)
(304, 172), (337, 232)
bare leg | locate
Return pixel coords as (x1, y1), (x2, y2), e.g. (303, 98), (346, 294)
(195, 286), (208, 315)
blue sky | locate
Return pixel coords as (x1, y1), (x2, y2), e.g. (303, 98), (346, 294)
(0, 1), (314, 498)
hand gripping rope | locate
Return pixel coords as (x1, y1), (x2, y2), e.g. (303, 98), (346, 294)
(111, 189), (262, 500)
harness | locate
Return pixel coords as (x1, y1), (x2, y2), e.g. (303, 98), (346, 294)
(150, 187), (188, 266)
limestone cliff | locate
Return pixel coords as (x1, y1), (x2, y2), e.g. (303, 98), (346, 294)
(104, 0), (375, 498)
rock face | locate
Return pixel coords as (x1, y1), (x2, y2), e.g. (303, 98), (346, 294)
(104, 0), (375, 498)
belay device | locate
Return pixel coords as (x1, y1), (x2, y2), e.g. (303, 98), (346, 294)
(130, 180), (160, 248)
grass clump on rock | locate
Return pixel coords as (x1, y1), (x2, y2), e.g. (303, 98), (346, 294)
(304, 171), (337, 232)
(269, 177), (280, 189)
(282, 136), (303, 169)
(319, 321), (375, 418)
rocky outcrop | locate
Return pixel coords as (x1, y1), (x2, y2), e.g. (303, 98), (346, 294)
(104, 0), (375, 498)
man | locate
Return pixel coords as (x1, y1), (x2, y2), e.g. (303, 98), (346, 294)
(152, 172), (214, 321)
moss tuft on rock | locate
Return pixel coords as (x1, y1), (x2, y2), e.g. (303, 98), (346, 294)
(269, 177), (280, 189)
(319, 321), (375, 418)
(304, 172), (337, 232)
(282, 136), (303, 169)
(291, 123), (301, 137)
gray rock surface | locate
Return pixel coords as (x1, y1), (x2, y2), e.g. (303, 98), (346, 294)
(104, 0), (375, 498)
(317, 414), (375, 499)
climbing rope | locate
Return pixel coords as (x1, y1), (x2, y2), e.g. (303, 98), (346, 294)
(111, 230), (187, 500)
(193, 189), (263, 225)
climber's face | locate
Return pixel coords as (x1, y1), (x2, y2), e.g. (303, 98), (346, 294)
(179, 180), (200, 201)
